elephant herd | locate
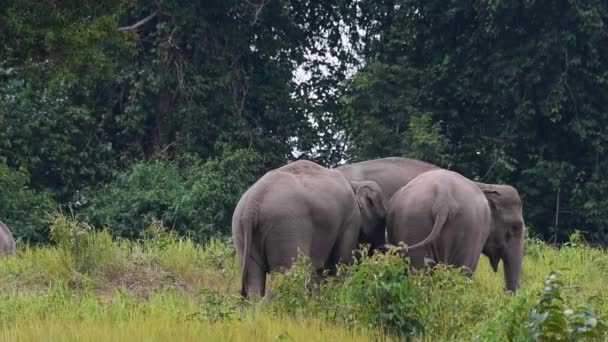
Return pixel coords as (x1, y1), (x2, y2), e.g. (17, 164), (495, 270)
(232, 157), (525, 298)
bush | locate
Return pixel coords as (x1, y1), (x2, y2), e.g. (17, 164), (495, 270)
(526, 270), (607, 341)
(265, 253), (319, 317)
(81, 148), (261, 241)
(339, 247), (425, 338)
(0, 161), (57, 243)
(79, 159), (184, 239)
(172, 147), (262, 239)
(266, 247), (425, 340)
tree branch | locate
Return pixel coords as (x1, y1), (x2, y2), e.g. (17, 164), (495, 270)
(118, 10), (159, 32)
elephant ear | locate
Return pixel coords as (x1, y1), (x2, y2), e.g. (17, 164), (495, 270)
(482, 189), (501, 214)
(351, 181), (386, 219)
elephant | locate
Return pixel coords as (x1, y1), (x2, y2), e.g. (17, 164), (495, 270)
(232, 160), (387, 298)
(387, 169), (525, 292)
(0, 221), (16, 255)
(336, 157), (525, 292)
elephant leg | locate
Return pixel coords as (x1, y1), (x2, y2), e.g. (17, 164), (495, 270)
(330, 212), (360, 272)
(245, 256), (267, 298)
(264, 218), (328, 293)
(407, 248), (428, 270)
(265, 224), (315, 271)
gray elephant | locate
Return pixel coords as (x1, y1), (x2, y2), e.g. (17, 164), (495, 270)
(232, 160), (386, 298)
(336, 157), (439, 201)
(0, 221), (16, 255)
(336, 157), (525, 292)
(387, 169), (525, 292)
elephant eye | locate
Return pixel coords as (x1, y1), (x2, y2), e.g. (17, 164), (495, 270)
(509, 224), (522, 238)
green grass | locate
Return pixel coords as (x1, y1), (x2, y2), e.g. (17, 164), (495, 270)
(0, 215), (606, 341)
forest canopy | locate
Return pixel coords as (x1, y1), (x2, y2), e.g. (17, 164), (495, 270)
(1, 0), (607, 244)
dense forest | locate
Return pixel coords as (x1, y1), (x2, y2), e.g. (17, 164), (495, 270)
(1, 0), (607, 245)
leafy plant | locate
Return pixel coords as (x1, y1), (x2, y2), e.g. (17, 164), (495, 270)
(339, 246), (424, 339)
(265, 253), (318, 316)
(267, 246), (425, 339)
(526, 270), (607, 341)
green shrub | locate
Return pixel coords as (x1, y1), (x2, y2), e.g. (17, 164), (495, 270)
(411, 263), (480, 338)
(82, 148), (261, 241)
(171, 147), (261, 239)
(266, 247), (425, 339)
(80, 159), (184, 239)
(339, 247), (425, 338)
(265, 253), (319, 316)
(526, 270), (607, 341)
(0, 161), (57, 243)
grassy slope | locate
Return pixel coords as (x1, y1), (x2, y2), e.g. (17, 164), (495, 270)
(0, 226), (606, 341)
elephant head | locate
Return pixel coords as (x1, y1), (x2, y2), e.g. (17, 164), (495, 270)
(480, 185), (525, 292)
(349, 180), (387, 250)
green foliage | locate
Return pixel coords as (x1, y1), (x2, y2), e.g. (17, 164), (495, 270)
(48, 213), (125, 278)
(81, 159), (183, 239)
(0, 0), (131, 83)
(267, 248), (425, 339)
(82, 148), (261, 241)
(411, 264), (481, 338)
(0, 80), (123, 201)
(526, 271), (607, 341)
(340, 0), (608, 243)
(0, 1), (358, 228)
(0, 161), (56, 243)
(265, 253), (319, 316)
(173, 147), (262, 238)
(339, 248), (424, 338)
(473, 287), (537, 341)
(403, 113), (450, 165)
(188, 288), (247, 323)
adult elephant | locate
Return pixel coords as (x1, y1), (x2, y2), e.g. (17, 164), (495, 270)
(335, 157), (439, 201)
(387, 169), (525, 292)
(335, 157), (525, 292)
(0, 221), (16, 255)
(232, 160), (386, 298)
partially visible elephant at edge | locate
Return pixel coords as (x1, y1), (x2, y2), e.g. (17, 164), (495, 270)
(335, 157), (526, 292)
(387, 169), (525, 292)
(0, 221), (16, 255)
(232, 160), (387, 298)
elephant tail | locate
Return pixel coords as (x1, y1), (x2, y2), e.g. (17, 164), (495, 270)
(403, 200), (449, 252)
(239, 209), (256, 298)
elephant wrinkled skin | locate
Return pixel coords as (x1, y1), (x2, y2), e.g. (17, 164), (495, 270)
(0, 221), (16, 255)
(336, 157), (525, 292)
(232, 160), (386, 298)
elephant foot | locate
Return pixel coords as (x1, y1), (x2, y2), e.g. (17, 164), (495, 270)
(459, 265), (474, 277)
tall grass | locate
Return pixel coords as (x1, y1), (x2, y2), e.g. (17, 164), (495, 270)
(0, 214), (606, 341)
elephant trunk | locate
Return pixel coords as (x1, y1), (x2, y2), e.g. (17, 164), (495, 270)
(502, 237), (523, 292)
